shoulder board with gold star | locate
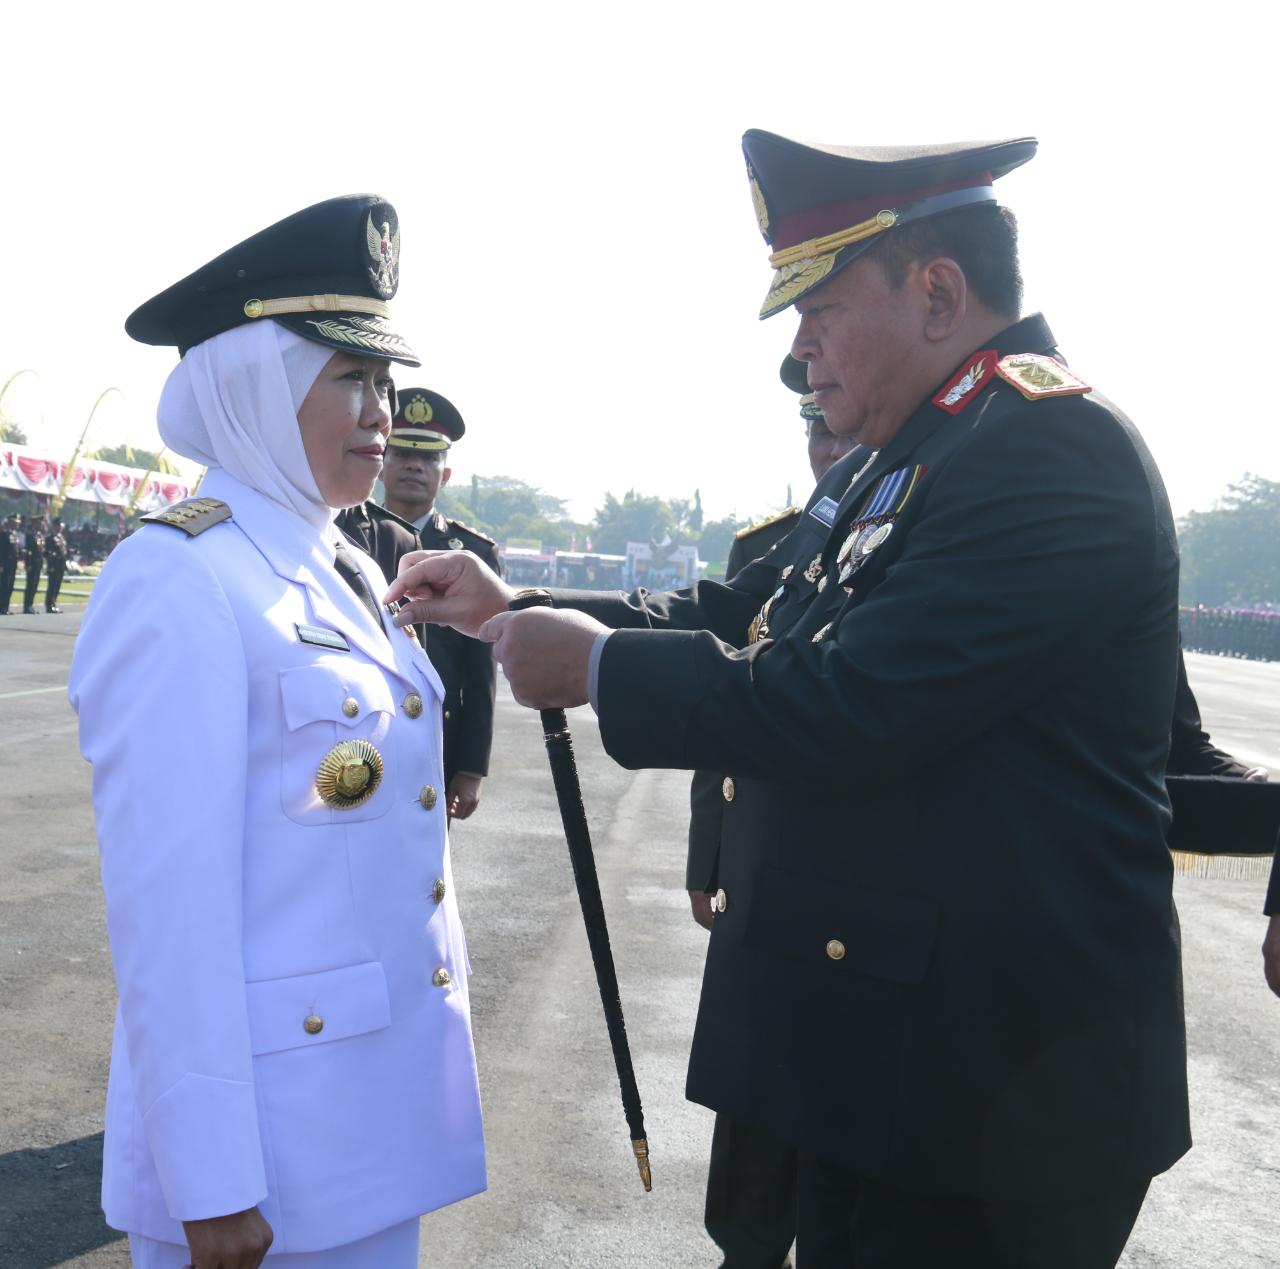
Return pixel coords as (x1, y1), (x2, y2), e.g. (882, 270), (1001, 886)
(735, 506), (802, 541)
(994, 353), (1091, 401)
(447, 518), (496, 546)
(139, 497), (232, 536)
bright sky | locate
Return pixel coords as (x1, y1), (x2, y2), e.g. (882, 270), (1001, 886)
(1, 2), (1273, 527)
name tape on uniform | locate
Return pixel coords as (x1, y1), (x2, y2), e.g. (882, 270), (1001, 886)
(295, 623), (351, 651)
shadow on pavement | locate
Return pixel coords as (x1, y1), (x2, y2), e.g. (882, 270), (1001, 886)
(0, 1133), (125, 1268)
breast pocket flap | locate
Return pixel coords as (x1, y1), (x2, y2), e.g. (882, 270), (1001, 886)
(280, 661), (396, 731)
(246, 960), (391, 1056)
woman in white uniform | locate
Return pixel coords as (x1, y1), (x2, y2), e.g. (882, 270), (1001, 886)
(69, 196), (486, 1268)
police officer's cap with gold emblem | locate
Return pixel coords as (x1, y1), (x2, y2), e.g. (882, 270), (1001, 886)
(780, 353), (824, 422)
(744, 131), (1037, 319)
(388, 388), (465, 454)
(125, 194), (419, 365)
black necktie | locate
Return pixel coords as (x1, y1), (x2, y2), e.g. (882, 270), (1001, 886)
(333, 538), (387, 638)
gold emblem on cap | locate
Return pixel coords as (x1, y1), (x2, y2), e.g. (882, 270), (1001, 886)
(447, 538), (464, 550)
(315, 739), (383, 809)
(403, 394), (434, 425)
(243, 298), (265, 319)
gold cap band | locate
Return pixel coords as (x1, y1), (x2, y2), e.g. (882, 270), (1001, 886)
(243, 293), (392, 320)
(767, 210), (897, 271)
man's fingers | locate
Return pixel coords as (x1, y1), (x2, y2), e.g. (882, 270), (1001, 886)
(383, 549), (459, 604)
(477, 611), (514, 644)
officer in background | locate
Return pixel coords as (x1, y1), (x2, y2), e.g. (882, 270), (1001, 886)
(380, 390), (500, 821)
(21, 514), (45, 614)
(44, 517), (68, 612)
(688, 358), (860, 1269)
(0, 512), (19, 614)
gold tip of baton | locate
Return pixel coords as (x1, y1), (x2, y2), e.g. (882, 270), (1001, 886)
(632, 1137), (652, 1192)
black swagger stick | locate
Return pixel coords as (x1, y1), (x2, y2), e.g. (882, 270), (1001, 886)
(508, 588), (651, 1191)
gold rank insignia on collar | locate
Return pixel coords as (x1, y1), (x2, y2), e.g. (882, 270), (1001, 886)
(139, 497), (232, 536)
(994, 353), (1091, 401)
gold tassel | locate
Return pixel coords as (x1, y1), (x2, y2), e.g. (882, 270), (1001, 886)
(1170, 851), (1273, 881)
(631, 1137), (652, 1192)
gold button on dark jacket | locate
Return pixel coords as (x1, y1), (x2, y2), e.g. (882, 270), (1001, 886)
(420, 785), (438, 810)
(341, 697), (359, 718)
(722, 777), (735, 802)
(826, 939), (846, 961)
(304, 1014), (324, 1034)
(432, 878), (446, 904)
(402, 693), (423, 719)
(433, 967), (451, 988)
(714, 888), (728, 913)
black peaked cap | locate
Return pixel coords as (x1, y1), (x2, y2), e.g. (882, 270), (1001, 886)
(126, 194), (419, 365)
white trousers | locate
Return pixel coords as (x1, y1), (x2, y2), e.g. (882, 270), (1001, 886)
(127, 1217), (420, 1268)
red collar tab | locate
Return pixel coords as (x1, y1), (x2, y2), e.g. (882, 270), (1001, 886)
(932, 348), (998, 416)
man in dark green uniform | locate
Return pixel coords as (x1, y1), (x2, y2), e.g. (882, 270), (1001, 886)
(44, 517), (68, 612)
(390, 133), (1190, 1267)
(373, 389), (500, 821)
(21, 514), (45, 614)
(688, 360), (860, 1269)
(0, 512), (19, 614)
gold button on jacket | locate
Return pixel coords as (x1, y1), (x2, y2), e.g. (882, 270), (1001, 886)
(432, 878), (446, 904)
(432, 967), (451, 988)
(420, 785), (438, 811)
(341, 697), (359, 718)
(826, 939), (846, 961)
(303, 1014), (324, 1035)
(402, 693), (423, 719)
(722, 777), (735, 802)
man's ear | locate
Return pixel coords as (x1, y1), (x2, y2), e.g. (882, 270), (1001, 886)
(921, 257), (967, 343)
(440, 464), (453, 489)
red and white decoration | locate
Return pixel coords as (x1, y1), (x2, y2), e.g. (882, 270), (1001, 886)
(0, 444), (194, 511)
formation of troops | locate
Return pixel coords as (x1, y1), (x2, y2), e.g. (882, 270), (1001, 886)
(1181, 604), (1280, 662)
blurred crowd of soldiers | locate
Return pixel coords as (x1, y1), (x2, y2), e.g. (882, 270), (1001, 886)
(1181, 605), (1280, 662)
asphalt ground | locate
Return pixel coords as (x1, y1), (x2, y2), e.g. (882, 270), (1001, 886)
(1, 613), (1278, 1268)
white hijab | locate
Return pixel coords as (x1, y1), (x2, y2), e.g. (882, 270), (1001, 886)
(158, 321), (337, 532)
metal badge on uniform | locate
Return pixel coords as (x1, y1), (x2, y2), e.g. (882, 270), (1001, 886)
(447, 538), (464, 550)
(809, 496), (839, 528)
(296, 623), (351, 651)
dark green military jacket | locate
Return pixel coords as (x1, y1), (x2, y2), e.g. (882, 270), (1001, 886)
(687, 508), (801, 890)
(552, 314), (1191, 1202)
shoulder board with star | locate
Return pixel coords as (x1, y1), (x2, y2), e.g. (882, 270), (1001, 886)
(735, 506), (802, 541)
(994, 353), (1091, 401)
(446, 518), (497, 547)
(139, 497), (232, 536)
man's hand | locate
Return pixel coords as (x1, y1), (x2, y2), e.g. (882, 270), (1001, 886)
(1245, 766), (1270, 783)
(477, 608), (606, 710)
(182, 1207), (273, 1268)
(447, 772), (483, 820)
(385, 549), (514, 637)
(1264, 915), (1280, 998)
(689, 890), (715, 931)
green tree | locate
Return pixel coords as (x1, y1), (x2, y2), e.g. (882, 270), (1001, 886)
(1178, 474), (1280, 606)
(437, 474), (580, 549)
(0, 415), (27, 444)
(90, 444), (179, 473)
(697, 513), (754, 572)
(591, 490), (681, 554)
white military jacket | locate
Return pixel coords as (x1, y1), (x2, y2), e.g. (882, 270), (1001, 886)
(69, 469), (486, 1252)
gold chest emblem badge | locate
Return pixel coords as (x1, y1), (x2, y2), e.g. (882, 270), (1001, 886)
(316, 739), (384, 809)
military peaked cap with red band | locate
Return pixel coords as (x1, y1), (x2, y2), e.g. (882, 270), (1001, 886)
(743, 131), (1038, 319)
(388, 387), (465, 452)
(125, 194), (420, 365)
